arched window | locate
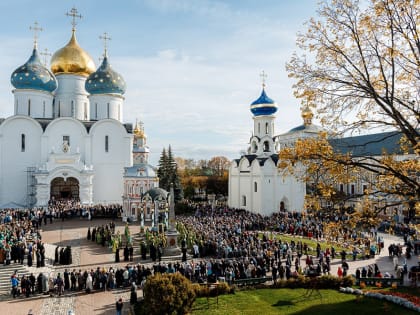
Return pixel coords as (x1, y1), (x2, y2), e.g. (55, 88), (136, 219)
(258, 123), (260, 134)
(107, 103), (110, 118)
(71, 101), (75, 117)
(242, 195), (247, 206)
(265, 122), (269, 134)
(95, 103), (98, 119)
(263, 141), (269, 152)
(254, 182), (257, 192)
(84, 103), (88, 120)
(252, 141), (258, 153)
(27, 99), (31, 116)
(21, 134), (25, 152)
(58, 101), (61, 117)
(105, 135), (109, 152)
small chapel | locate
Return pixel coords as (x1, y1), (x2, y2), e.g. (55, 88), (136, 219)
(0, 9), (133, 207)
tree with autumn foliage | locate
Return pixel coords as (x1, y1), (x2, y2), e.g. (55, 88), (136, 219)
(176, 156), (229, 200)
(283, 0), (420, 221)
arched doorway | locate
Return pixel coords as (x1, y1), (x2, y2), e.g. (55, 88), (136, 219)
(50, 177), (79, 201)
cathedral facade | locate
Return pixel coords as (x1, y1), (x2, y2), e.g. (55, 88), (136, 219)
(0, 13), (132, 207)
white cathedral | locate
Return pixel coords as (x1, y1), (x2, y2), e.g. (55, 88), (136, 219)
(228, 80), (322, 216)
(0, 13), (134, 208)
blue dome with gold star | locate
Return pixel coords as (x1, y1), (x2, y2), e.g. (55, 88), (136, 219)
(11, 48), (57, 92)
(250, 88), (277, 116)
(85, 56), (126, 95)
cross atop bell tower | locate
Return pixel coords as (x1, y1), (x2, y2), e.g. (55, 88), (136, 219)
(260, 70), (267, 89)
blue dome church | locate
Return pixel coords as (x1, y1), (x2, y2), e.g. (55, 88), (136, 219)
(0, 10), (134, 208)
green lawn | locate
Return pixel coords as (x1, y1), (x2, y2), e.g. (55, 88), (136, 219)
(260, 233), (368, 260)
(192, 288), (418, 315)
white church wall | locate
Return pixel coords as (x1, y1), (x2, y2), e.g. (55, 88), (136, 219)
(43, 117), (88, 157)
(90, 120), (132, 203)
(0, 116), (42, 205)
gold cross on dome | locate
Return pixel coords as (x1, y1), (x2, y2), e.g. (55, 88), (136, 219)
(40, 48), (52, 66)
(66, 7), (82, 31)
(29, 21), (43, 49)
(99, 32), (112, 57)
(260, 70), (267, 88)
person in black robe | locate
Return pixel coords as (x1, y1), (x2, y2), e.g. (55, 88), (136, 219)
(123, 245), (129, 262)
(55, 246), (59, 265)
(27, 251), (33, 267)
(141, 242), (147, 260)
(129, 246), (134, 262)
(182, 247), (187, 262)
(92, 227), (96, 242)
(39, 243), (45, 267)
(64, 269), (70, 290)
(60, 248), (65, 264)
(150, 243), (156, 262)
(36, 249), (41, 268)
(87, 227), (91, 241)
(115, 248), (120, 263)
(37, 273), (43, 293)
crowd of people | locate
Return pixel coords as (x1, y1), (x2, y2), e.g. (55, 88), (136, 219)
(2, 200), (416, 304)
(9, 264), (150, 298)
(0, 208), (46, 267)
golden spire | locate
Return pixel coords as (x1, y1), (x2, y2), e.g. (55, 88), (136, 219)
(99, 32), (111, 58)
(29, 21), (43, 49)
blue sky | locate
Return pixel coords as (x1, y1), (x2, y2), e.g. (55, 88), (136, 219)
(0, 0), (318, 165)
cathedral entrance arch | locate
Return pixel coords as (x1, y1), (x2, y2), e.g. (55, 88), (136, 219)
(50, 177), (79, 200)
(280, 197), (289, 212)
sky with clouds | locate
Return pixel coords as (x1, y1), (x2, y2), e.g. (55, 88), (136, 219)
(0, 0), (318, 165)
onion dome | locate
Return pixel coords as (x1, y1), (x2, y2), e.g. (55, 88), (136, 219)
(85, 56), (126, 95)
(11, 48), (57, 92)
(50, 30), (95, 77)
(133, 121), (146, 139)
(250, 88), (278, 116)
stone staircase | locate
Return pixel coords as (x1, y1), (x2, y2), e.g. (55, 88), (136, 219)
(0, 243), (57, 301)
(0, 262), (27, 300)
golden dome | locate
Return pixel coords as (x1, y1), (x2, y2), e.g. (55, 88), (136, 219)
(301, 104), (314, 125)
(133, 121), (146, 139)
(50, 31), (96, 77)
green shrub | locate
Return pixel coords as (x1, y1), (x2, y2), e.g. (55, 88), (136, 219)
(142, 273), (196, 315)
(192, 281), (233, 298)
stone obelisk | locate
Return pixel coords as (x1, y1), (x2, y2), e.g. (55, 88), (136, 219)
(165, 185), (181, 256)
